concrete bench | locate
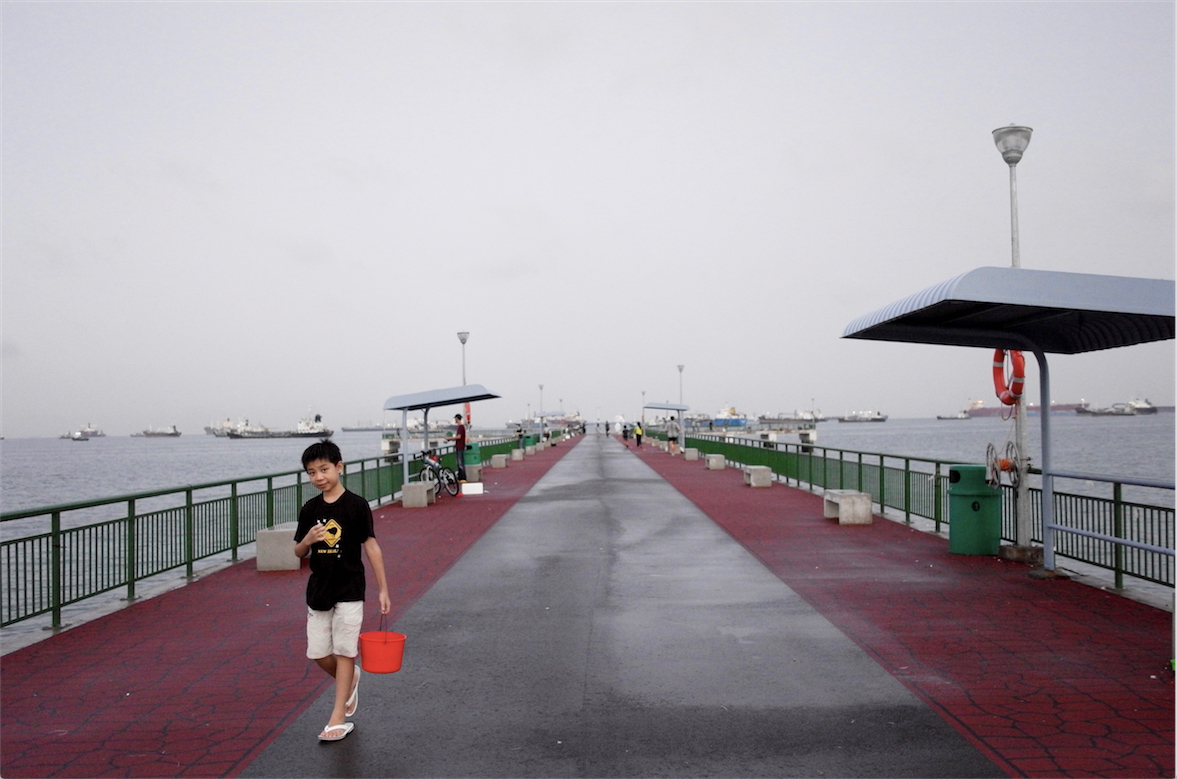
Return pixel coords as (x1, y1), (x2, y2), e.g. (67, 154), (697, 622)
(402, 481), (436, 508)
(490, 453), (509, 469)
(465, 463), (482, 482)
(743, 465), (773, 488)
(525, 445), (536, 455)
(256, 521), (301, 571)
(823, 489), (873, 525)
(704, 453), (725, 470)
(684, 448), (699, 461)
(511, 448), (525, 461)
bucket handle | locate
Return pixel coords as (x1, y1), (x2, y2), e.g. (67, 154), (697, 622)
(375, 613), (392, 643)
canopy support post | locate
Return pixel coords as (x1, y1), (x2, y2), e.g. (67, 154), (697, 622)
(1034, 349), (1056, 571)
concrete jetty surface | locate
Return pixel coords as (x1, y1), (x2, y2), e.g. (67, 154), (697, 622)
(1, 434), (1172, 778)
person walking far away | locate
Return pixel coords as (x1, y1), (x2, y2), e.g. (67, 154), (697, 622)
(666, 415), (680, 456)
(293, 439), (391, 743)
(447, 414), (467, 481)
(622, 423), (630, 445)
(634, 421), (643, 448)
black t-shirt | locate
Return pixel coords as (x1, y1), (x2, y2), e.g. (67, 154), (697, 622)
(294, 490), (374, 610)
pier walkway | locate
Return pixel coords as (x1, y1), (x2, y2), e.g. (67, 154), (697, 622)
(1, 434), (1172, 778)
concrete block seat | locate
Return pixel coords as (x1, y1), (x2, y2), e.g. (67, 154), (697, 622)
(256, 521), (301, 571)
(704, 453), (725, 470)
(823, 489), (873, 525)
(402, 481), (436, 508)
(490, 453), (509, 469)
(511, 448), (525, 461)
(465, 463), (483, 482)
(743, 465), (773, 488)
(684, 448), (699, 461)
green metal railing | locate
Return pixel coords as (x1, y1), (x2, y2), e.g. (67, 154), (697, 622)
(1, 437), (518, 628)
(666, 433), (1174, 590)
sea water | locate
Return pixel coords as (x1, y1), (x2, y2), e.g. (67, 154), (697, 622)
(1, 430), (423, 515)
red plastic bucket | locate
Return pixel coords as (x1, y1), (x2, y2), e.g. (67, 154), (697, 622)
(359, 631), (405, 673)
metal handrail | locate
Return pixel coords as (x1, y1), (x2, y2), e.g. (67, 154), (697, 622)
(666, 432), (1174, 590)
(0, 436), (520, 627)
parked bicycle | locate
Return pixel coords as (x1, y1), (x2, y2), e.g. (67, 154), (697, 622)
(418, 450), (460, 497)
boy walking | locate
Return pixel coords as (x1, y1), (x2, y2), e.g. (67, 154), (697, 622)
(294, 439), (391, 742)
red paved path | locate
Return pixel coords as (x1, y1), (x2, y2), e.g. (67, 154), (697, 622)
(633, 442), (1175, 779)
(0, 441), (576, 779)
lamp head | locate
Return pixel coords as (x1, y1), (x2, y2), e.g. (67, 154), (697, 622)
(457, 331), (469, 345)
(992, 125), (1033, 165)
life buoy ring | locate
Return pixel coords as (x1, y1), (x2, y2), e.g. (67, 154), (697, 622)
(992, 349), (1025, 406)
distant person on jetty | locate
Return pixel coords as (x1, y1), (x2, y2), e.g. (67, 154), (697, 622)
(294, 439), (391, 743)
(447, 414), (467, 481)
(666, 416), (681, 455)
(634, 421), (643, 448)
(622, 423), (630, 445)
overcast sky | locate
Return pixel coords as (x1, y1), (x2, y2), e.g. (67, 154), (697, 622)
(3, 1), (1173, 438)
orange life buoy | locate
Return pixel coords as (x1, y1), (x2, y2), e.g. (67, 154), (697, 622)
(992, 349), (1025, 406)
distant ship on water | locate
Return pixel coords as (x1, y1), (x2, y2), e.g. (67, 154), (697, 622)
(966, 399), (1089, 418)
(206, 415), (333, 439)
(133, 425), (182, 438)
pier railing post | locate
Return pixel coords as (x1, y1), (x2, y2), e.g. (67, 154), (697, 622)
(230, 484), (239, 562)
(51, 510), (62, 628)
(934, 463), (943, 533)
(185, 489), (195, 579)
(126, 499), (137, 602)
(265, 477), (274, 528)
(1114, 482), (1124, 590)
(904, 459), (911, 524)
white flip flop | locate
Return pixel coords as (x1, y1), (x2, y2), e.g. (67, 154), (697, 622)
(319, 722), (354, 742)
(345, 667), (361, 717)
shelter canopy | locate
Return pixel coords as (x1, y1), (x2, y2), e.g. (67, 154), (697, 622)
(383, 384), (500, 412)
(644, 403), (690, 412)
(842, 267), (1174, 354)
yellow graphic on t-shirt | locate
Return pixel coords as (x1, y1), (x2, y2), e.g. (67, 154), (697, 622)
(320, 519), (343, 548)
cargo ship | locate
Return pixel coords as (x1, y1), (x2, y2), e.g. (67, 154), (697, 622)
(966, 400), (1089, 417)
(134, 425), (181, 437)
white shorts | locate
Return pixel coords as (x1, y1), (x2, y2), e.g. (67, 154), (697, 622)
(306, 601), (364, 659)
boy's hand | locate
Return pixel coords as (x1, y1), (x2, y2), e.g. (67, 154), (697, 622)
(379, 590), (391, 615)
(304, 523), (327, 544)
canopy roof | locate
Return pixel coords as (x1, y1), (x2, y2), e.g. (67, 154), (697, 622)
(644, 403), (690, 412)
(383, 384), (500, 412)
(842, 266), (1174, 354)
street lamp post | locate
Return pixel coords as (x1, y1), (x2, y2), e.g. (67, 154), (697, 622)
(993, 126), (1032, 269)
(457, 332), (469, 384)
(641, 390), (646, 424)
(677, 364), (685, 447)
(993, 125), (1033, 550)
(539, 384), (544, 441)
(457, 331), (470, 426)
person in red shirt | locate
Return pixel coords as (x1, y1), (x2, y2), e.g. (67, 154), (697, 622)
(448, 414), (468, 481)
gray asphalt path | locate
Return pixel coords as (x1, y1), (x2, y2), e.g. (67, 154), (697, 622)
(243, 435), (1001, 778)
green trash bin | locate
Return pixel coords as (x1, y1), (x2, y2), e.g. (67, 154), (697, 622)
(948, 464), (1002, 555)
(464, 442), (481, 465)
(523, 435), (537, 447)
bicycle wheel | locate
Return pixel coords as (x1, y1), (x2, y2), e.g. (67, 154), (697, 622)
(419, 465), (438, 490)
(439, 467), (460, 497)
